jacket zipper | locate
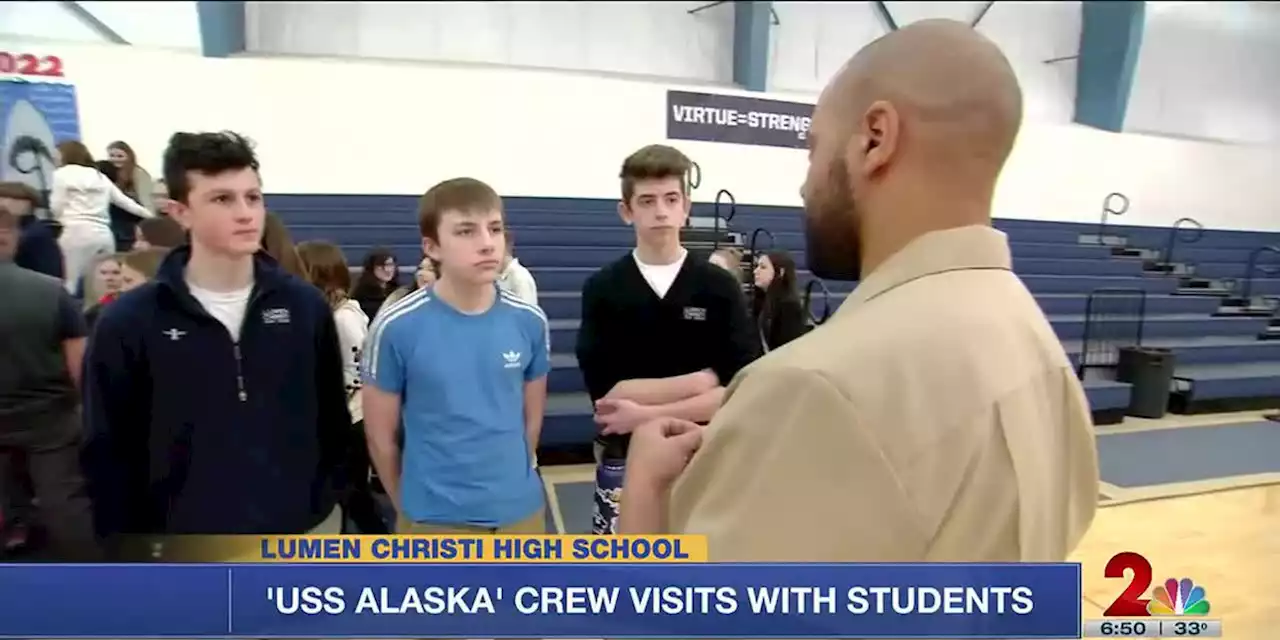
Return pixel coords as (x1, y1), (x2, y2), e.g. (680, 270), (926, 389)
(230, 289), (264, 403)
(232, 343), (248, 402)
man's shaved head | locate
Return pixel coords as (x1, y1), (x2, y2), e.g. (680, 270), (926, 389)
(801, 19), (1023, 281)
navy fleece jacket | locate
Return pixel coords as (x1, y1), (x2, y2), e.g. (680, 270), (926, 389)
(82, 246), (350, 536)
(15, 216), (63, 279)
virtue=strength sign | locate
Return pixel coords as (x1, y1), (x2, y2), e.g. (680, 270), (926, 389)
(0, 563), (1081, 638)
(666, 90), (813, 150)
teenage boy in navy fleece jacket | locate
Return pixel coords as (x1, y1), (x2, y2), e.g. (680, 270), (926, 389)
(82, 132), (350, 557)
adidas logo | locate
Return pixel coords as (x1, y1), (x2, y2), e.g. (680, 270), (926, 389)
(503, 351), (522, 369)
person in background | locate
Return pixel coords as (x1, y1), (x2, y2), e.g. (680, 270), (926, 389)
(752, 250), (808, 352)
(415, 257), (438, 289)
(106, 141), (156, 214)
(0, 206), (99, 561)
(296, 240), (389, 535)
(0, 182), (62, 279)
(81, 255), (124, 329)
(116, 247), (169, 293)
(96, 161), (141, 252)
(82, 255), (123, 309)
(82, 131), (350, 555)
(497, 231), (538, 306)
(378, 257), (436, 316)
(261, 212), (307, 278)
(85, 248), (169, 329)
(362, 177), (549, 535)
(351, 247), (399, 320)
(620, 20), (1098, 565)
(152, 179), (173, 216)
(574, 144), (759, 535)
(49, 141), (150, 294)
(133, 216), (186, 251)
(708, 247), (743, 281)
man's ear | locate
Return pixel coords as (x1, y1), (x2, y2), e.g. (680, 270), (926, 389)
(617, 201), (634, 227)
(851, 100), (900, 178)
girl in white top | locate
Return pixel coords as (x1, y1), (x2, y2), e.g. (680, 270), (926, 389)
(497, 232), (539, 306)
(51, 141), (151, 294)
(295, 240), (390, 534)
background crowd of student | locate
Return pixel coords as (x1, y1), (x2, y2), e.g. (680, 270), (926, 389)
(0, 132), (811, 558)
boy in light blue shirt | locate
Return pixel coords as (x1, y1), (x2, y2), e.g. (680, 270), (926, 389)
(361, 178), (549, 532)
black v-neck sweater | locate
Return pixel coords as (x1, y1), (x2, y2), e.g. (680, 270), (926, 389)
(575, 252), (761, 457)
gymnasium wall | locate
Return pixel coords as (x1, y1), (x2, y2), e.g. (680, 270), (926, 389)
(2, 2), (1279, 231)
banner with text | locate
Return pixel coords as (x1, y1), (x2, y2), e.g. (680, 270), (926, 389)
(0, 563), (1080, 638)
(667, 90), (814, 150)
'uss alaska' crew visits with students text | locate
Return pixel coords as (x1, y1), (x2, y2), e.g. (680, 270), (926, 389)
(619, 19), (1099, 563)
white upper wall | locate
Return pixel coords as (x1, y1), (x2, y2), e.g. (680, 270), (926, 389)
(0, 1), (200, 51)
(1127, 1), (1280, 146)
(1, 14), (1277, 231)
(246, 1), (735, 85)
(770, 1), (1081, 126)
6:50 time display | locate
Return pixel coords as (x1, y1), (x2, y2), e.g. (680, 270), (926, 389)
(0, 52), (65, 77)
(1102, 620), (1150, 636)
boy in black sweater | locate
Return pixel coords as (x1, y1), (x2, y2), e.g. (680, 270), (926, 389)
(575, 144), (759, 534)
(82, 132), (350, 557)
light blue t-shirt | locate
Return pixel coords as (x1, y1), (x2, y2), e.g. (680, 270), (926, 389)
(361, 286), (550, 527)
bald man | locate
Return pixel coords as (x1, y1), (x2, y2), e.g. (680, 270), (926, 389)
(619, 20), (1099, 562)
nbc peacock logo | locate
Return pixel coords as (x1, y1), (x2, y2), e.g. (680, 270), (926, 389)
(1147, 578), (1211, 616)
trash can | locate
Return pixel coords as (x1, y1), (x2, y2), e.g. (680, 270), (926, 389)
(1116, 347), (1177, 419)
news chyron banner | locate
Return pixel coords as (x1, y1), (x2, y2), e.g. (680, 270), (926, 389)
(0, 535), (1082, 638)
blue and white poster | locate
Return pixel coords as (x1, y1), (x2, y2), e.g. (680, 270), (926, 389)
(0, 80), (81, 215)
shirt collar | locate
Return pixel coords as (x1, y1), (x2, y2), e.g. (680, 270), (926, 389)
(837, 224), (1013, 314)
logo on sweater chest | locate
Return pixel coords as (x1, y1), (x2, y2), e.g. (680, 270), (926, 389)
(261, 307), (291, 325)
(682, 306), (707, 321)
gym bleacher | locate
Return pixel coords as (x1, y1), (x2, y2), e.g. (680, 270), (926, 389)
(271, 193), (1280, 452)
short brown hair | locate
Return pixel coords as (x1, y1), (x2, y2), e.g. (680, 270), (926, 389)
(296, 240), (352, 308)
(0, 181), (40, 213)
(0, 181), (40, 205)
(417, 177), (502, 241)
(57, 140), (95, 168)
(120, 247), (169, 280)
(138, 216), (187, 248)
(619, 144), (692, 204)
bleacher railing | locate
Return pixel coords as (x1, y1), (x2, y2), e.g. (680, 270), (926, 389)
(685, 160), (702, 193)
(747, 227), (775, 266)
(1077, 287), (1148, 380)
(743, 227), (776, 294)
(1160, 217), (1204, 271)
(1240, 245), (1280, 301)
(803, 278), (834, 327)
(1095, 192), (1130, 244)
(708, 189), (736, 253)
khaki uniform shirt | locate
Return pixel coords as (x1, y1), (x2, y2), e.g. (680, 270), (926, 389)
(668, 225), (1099, 562)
